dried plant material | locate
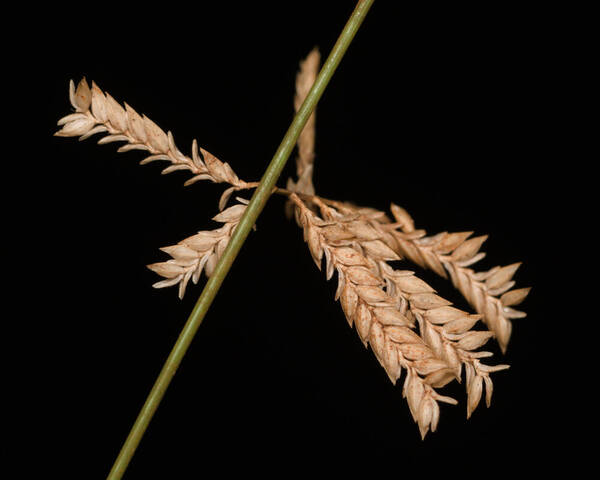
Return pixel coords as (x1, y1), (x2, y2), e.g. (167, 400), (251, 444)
(147, 201), (247, 299)
(290, 48), (320, 195)
(55, 61), (529, 439)
(322, 200), (530, 353)
(290, 195), (510, 437)
(290, 195), (455, 438)
(387, 213), (529, 353)
(55, 79), (252, 195)
(294, 48), (321, 190)
(286, 49), (320, 218)
(310, 199), (511, 421)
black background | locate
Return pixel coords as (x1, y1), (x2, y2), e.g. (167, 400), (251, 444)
(21, 1), (582, 478)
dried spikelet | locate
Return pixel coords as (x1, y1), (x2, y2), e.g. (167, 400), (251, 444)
(415, 235), (527, 353)
(309, 199), (511, 420)
(55, 79), (251, 194)
(293, 48), (320, 192)
(286, 49), (321, 218)
(147, 201), (247, 299)
(330, 201), (530, 353)
(386, 208), (530, 352)
(290, 194), (469, 438)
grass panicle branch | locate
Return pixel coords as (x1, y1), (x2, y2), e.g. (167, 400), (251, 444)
(55, 78), (253, 193)
(316, 200), (531, 352)
(291, 195), (510, 435)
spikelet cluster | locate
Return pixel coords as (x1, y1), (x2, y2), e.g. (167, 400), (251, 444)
(147, 200), (248, 299)
(54, 49), (529, 438)
(55, 78), (250, 193)
(290, 196), (510, 436)
(324, 202), (530, 352)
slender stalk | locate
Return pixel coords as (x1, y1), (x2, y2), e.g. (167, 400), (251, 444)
(107, 1), (375, 478)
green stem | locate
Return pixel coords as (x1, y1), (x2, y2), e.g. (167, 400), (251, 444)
(107, 1), (374, 478)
